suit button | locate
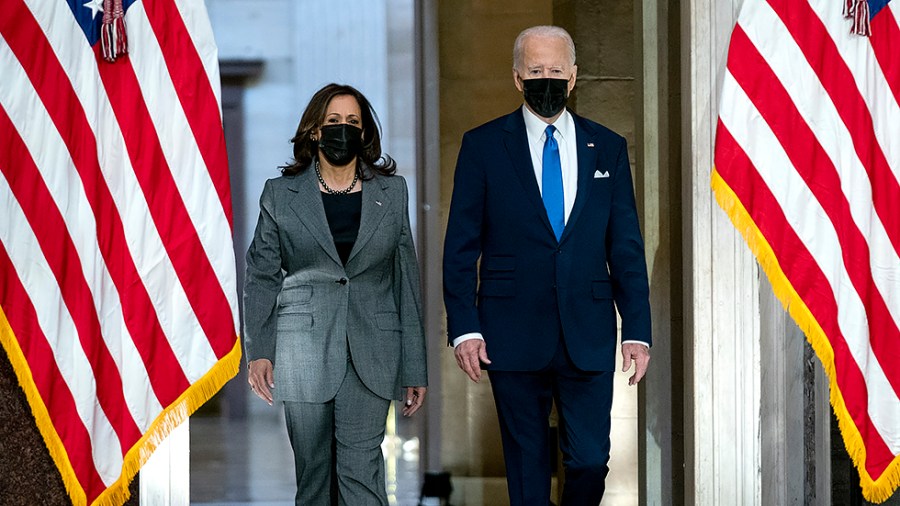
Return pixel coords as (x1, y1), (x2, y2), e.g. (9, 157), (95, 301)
(337, 278), (348, 285)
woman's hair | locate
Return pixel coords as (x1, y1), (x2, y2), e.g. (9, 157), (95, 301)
(280, 83), (396, 178)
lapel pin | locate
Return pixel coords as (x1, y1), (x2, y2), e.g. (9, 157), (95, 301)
(375, 200), (383, 206)
(587, 143), (595, 148)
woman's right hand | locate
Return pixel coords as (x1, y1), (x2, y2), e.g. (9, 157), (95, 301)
(248, 359), (275, 406)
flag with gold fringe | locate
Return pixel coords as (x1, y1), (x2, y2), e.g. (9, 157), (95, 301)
(713, 0), (900, 502)
(0, 0), (241, 504)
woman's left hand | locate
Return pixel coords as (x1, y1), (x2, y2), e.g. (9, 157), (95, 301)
(402, 386), (426, 417)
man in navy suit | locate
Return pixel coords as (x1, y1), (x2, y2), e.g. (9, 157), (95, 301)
(443, 25), (652, 505)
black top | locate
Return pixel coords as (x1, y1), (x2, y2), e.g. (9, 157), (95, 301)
(321, 191), (362, 265)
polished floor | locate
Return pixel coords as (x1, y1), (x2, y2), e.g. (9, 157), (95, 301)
(190, 370), (639, 506)
(190, 394), (422, 506)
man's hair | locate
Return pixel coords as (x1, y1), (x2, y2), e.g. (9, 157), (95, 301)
(512, 25), (576, 71)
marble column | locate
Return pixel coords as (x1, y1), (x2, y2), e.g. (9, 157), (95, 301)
(634, 0), (685, 502)
(437, 1), (551, 503)
(681, 0), (763, 503)
(553, 1), (644, 504)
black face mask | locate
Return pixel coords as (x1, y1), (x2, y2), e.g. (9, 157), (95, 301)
(522, 78), (570, 118)
(318, 124), (363, 166)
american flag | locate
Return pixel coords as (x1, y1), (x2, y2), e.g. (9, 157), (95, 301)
(713, 0), (900, 502)
(0, 0), (240, 504)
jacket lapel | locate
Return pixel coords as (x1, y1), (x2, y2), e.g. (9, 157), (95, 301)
(502, 111), (555, 237)
(287, 165), (343, 266)
(560, 114), (598, 244)
(346, 173), (388, 266)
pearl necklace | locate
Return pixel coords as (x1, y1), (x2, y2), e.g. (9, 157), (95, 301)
(315, 159), (359, 195)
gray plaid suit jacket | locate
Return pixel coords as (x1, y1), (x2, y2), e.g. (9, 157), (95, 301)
(242, 164), (427, 402)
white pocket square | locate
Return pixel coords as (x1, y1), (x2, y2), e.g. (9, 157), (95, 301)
(594, 170), (610, 179)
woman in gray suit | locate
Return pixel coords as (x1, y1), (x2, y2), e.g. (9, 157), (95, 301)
(243, 83), (428, 506)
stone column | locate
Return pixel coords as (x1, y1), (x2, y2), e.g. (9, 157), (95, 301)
(553, 1), (643, 504)
(437, 2), (551, 503)
(415, 0), (443, 475)
(681, 0), (763, 503)
(634, 0), (685, 502)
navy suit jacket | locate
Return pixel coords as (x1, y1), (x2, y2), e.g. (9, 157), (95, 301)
(443, 108), (652, 372)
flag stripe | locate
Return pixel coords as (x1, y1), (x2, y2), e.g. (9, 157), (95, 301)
(727, 25), (900, 400)
(96, 50), (237, 361)
(0, 0), (241, 501)
(170, 0), (224, 107)
(767, 0), (900, 255)
(0, 243), (104, 499)
(714, 124), (897, 477)
(738, 0), (900, 343)
(719, 69), (900, 458)
(715, 0), (900, 498)
(0, 37), (169, 434)
(806, 0), (900, 193)
(0, 145), (124, 488)
(0, 0), (192, 408)
(869, 7), (900, 108)
(143, 0), (233, 230)
(0, 105), (142, 452)
(22, 0), (222, 387)
(124, 1), (239, 351)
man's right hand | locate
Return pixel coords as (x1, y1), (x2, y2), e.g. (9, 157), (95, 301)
(248, 359), (274, 406)
(454, 339), (491, 383)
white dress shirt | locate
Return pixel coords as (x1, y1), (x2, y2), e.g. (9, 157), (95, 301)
(452, 106), (647, 349)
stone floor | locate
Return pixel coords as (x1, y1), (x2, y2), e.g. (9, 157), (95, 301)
(190, 396), (422, 506)
(190, 373), (639, 506)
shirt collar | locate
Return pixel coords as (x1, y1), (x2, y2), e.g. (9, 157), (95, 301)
(522, 105), (573, 142)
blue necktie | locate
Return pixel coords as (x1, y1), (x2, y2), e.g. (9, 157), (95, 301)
(542, 125), (564, 240)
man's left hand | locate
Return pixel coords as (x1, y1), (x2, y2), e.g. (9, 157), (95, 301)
(621, 343), (650, 386)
